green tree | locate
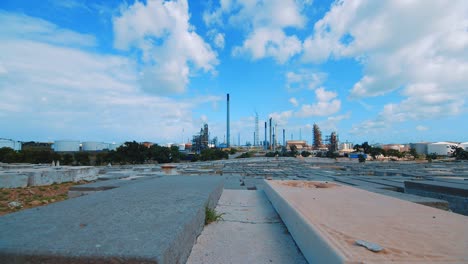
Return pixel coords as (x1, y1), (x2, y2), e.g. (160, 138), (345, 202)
(450, 145), (468, 160)
(0, 147), (16, 162)
(386, 149), (403, 158)
(200, 148), (228, 161)
(369, 147), (385, 159)
(358, 154), (366, 163)
(61, 153), (74, 165)
(74, 152), (90, 166)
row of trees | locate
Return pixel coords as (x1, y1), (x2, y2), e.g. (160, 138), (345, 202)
(0, 141), (237, 165)
(353, 142), (416, 160)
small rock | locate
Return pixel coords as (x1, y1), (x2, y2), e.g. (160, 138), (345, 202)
(30, 200), (41, 206)
(41, 200), (49, 204)
(8, 201), (22, 208)
(50, 199), (56, 203)
(355, 239), (384, 252)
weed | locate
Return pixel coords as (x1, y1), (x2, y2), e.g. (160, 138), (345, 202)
(52, 185), (59, 190)
(205, 206), (224, 225)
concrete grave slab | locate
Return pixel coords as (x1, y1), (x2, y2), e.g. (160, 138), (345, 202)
(0, 176), (224, 264)
(264, 180), (468, 264)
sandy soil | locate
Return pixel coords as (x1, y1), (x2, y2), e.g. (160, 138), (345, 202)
(0, 181), (89, 216)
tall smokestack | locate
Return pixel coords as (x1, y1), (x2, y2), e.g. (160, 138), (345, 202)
(264, 122), (267, 150)
(283, 129), (285, 147)
(269, 118), (272, 150)
(227, 93), (230, 147)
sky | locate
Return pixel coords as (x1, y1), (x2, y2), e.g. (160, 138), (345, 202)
(0, 0), (467, 145)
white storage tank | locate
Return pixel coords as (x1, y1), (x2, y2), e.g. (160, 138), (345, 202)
(427, 142), (455, 156)
(82, 141), (108, 151)
(108, 143), (122, 151)
(460, 142), (468, 151)
(53, 140), (80, 152)
(0, 139), (22, 151)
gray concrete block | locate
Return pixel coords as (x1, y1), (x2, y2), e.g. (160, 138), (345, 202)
(0, 173), (29, 188)
(405, 180), (468, 215)
(0, 176), (224, 264)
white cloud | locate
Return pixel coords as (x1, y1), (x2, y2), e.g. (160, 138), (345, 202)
(213, 32), (225, 49)
(113, 0), (218, 94)
(318, 112), (351, 132)
(269, 111), (293, 126)
(416, 125), (429, 131)
(206, 0), (310, 63)
(286, 69), (326, 91)
(207, 29), (225, 49)
(0, 12), (221, 142)
(289, 97), (299, 107)
(303, 0), (468, 126)
(295, 87), (341, 117)
(0, 11), (96, 47)
(233, 27), (302, 63)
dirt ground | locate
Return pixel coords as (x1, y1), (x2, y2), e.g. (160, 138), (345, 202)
(0, 181), (89, 216)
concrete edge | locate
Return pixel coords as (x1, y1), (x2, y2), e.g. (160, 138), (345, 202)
(167, 179), (225, 264)
(263, 180), (346, 264)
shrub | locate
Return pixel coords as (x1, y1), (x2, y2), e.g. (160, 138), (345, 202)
(358, 154), (366, 163)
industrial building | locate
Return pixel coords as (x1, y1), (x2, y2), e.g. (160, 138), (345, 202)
(192, 124), (210, 153)
(0, 139), (22, 151)
(339, 142), (354, 152)
(286, 140), (308, 151)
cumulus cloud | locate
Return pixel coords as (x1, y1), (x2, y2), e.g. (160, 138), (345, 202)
(416, 125), (429, 131)
(269, 111), (293, 126)
(205, 0), (310, 63)
(268, 87), (342, 127)
(286, 69), (327, 91)
(113, 0), (218, 94)
(289, 97), (299, 107)
(295, 87), (341, 117)
(0, 12), (221, 142)
(207, 29), (225, 49)
(318, 112), (351, 132)
(0, 11), (96, 47)
(303, 0), (468, 127)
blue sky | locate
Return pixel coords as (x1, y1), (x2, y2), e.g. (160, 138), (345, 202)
(0, 0), (467, 145)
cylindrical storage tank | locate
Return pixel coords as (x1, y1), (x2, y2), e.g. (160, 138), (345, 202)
(185, 143), (192, 151)
(340, 142), (353, 150)
(460, 142), (468, 151)
(410, 143), (429, 155)
(53, 140), (80, 152)
(0, 139), (22, 151)
(108, 143), (122, 151)
(82, 141), (107, 151)
(427, 142), (453, 156)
